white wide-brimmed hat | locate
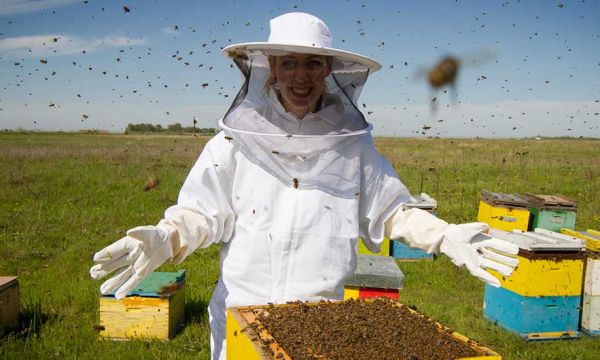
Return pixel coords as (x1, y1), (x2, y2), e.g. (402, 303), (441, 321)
(222, 12), (382, 73)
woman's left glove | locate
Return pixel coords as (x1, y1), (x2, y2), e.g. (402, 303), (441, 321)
(440, 222), (519, 287)
(385, 207), (519, 287)
(89, 225), (177, 299)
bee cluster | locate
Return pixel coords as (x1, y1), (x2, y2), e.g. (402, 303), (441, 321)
(248, 298), (481, 360)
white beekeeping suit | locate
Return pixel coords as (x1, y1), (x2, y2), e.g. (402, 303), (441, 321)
(90, 12), (519, 360)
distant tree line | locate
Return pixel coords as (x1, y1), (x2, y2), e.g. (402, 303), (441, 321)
(125, 123), (217, 134)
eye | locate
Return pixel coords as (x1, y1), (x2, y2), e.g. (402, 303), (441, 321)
(306, 60), (325, 71)
(280, 59), (296, 70)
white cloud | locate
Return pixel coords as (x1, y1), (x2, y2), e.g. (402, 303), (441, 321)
(0, 34), (147, 57)
(0, 0), (79, 16)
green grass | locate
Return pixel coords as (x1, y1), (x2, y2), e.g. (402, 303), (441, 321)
(0, 133), (599, 359)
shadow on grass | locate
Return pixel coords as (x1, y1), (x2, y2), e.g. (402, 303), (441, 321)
(184, 298), (209, 326)
(9, 297), (59, 339)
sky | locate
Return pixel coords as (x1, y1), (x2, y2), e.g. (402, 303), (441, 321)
(0, 0), (599, 138)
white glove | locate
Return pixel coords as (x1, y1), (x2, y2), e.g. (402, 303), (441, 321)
(440, 222), (519, 287)
(90, 225), (176, 299)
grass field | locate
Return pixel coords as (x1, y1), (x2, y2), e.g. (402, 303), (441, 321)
(1, 132), (599, 359)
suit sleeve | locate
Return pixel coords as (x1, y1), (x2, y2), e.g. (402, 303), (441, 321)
(159, 132), (236, 263)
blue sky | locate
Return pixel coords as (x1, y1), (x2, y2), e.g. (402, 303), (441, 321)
(0, 0), (598, 137)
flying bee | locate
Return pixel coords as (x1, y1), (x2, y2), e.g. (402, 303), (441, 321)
(428, 56), (460, 90)
(143, 177), (160, 192)
(416, 48), (498, 113)
(225, 49), (249, 61)
(158, 282), (183, 298)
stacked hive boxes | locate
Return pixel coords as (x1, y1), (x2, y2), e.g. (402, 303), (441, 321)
(98, 270), (186, 340)
(561, 229), (600, 336)
(343, 255), (404, 300)
(484, 229), (584, 340)
(391, 193), (437, 261)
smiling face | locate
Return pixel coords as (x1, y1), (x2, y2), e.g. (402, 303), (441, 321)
(269, 53), (332, 119)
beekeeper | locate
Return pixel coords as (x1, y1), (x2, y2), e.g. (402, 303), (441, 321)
(90, 12), (519, 359)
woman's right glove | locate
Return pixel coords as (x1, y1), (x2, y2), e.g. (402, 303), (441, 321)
(89, 225), (177, 299)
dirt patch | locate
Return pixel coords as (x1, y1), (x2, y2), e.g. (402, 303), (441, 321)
(250, 298), (485, 360)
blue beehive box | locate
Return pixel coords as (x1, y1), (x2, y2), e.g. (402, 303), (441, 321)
(484, 285), (580, 340)
(391, 193), (436, 260)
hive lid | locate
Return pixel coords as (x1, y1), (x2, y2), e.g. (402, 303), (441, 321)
(523, 193), (577, 210)
(0, 276), (18, 292)
(103, 270), (186, 298)
(345, 255), (404, 289)
(481, 190), (529, 208)
(406, 193), (437, 210)
(490, 228), (584, 252)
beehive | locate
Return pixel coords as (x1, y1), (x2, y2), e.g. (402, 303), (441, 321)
(560, 228), (600, 252)
(477, 190), (530, 231)
(344, 255), (404, 300)
(98, 270), (185, 340)
(391, 193), (437, 260)
(484, 229), (584, 340)
(0, 276), (19, 337)
(523, 194), (577, 232)
(358, 236), (390, 256)
(226, 300), (501, 360)
(562, 228), (600, 335)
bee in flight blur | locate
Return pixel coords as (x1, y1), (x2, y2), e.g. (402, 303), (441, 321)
(417, 48), (498, 113)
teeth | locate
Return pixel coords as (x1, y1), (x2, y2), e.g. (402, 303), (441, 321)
(292, 87), (310, 95)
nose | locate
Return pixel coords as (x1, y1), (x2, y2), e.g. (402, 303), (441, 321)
(292, 65), (309, 82)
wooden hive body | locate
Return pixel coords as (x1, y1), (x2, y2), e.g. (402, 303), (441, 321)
(98, 270), (185, 340)
(524, 194), (577, 232)
(484, 285), (580, 340)
(477, 190), (530, 232)
(358, 236), (390, 256)
(568, 230), (600, 336)
(0, 276), (19, 337)
(226, 300), (501, 360)
(343, 255), (404, 300)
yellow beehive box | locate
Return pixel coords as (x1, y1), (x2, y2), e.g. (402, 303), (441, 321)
(226, 300), (501, 360)
(477, 191), (530, 232)
(488, 229), (584, 296)
(98, 270), (185, 340)
(358, 236), (390, 256)
(0, 276), (19, 337)
(560, 228), (600, 252)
